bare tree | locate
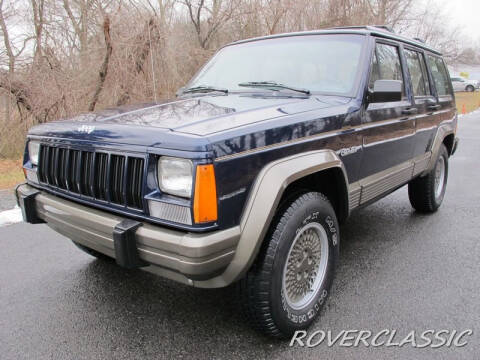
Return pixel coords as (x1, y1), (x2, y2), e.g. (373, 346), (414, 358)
(0, 0), (36, 123)
(0, 0), (15, 74)
(368, 0), (414, 26)
(0, 0), (33, 73)
(62, 0), (97, 67)
(116, 17), (161, 106)
(262, 0), (289, 34)
(31, 0), (45, 62)
(0, 72), (33, 112)
(182, 0), (240, 49)
(89, 16), (112, 111)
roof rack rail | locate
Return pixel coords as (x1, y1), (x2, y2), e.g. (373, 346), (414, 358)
(329, 25), (395, 33)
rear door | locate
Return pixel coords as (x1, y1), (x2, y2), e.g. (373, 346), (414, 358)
(425, 54), (456, 135)
(359, 39), (416, 179)
(403, 48), (438, 159)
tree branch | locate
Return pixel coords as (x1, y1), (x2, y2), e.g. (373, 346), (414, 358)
(116, 18), (160, 106)
(0, 0), (15, 73)
(88, 16), (112, 111)
(0, 72), (33, 112)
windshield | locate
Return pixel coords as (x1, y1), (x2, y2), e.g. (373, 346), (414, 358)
(187, 34), (366, 96)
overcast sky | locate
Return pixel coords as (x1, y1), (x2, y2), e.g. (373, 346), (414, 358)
(437, 0), (480, 42)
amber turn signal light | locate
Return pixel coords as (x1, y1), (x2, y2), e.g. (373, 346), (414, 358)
(193, 164), (218, 223)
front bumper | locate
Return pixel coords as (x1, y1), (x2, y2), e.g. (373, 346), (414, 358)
(16, 184), (240, 286)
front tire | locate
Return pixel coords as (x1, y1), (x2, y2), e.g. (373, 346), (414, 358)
(408, 144), (449, 213)
(466, 85), (475, 92)
(238, 192), (339, 338)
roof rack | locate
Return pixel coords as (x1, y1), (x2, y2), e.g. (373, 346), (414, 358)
(229, 26), (441, 56)
(329, 25), (395, 33)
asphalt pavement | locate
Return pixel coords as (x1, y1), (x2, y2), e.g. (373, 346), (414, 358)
(1, 113), (479, 360)
(0, 189), (16, 211)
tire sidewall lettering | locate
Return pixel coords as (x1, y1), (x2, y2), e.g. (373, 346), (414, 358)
(277, 204), (339, 327)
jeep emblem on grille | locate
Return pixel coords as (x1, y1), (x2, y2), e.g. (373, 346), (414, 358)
(77, 125), (95, 134)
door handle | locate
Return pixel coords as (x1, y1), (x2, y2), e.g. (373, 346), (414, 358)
(402, 108), (418, 115)
(427, 104), (441, 110)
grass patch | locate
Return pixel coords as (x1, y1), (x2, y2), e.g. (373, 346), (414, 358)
(0, 159), (24, 190)
(455, 91), (480, 114)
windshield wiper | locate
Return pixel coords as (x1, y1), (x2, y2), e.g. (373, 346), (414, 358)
(238, 81), (311, 95)
(182, 85), (228, 94)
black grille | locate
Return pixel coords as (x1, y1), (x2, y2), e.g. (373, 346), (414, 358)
(38, 145), (145, 210)
(126, 157), (144, 209)
(110, 155), (125, 205)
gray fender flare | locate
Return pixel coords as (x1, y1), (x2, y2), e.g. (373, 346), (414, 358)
(194, 150), (349, 288)
(423, 120), (456, 174)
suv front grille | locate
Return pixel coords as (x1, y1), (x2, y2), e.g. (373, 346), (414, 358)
(37, 145), (145, 210)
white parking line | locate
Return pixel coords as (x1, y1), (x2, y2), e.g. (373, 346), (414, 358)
(0, 206), (23, 227)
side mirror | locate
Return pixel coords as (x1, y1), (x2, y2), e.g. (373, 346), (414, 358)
(370, 80), (402, 103)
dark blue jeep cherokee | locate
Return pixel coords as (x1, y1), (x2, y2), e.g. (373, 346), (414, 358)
(17, 26), (458, 337)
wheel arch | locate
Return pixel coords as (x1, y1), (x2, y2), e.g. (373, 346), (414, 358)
(278, 166), (349, 224)
(424, 120), (456, 174)
(194, 150), (349, 288)
(442, 133), (455, 156)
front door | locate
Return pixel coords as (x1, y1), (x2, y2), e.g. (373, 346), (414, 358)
(359, 40), (416, 179)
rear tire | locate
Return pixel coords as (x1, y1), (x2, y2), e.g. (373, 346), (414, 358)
(408, 144), (449, 213)
(238, 192), (339, 338)
(72, 241), (113, 261)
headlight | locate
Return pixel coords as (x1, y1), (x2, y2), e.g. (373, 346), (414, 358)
(158, 157), (193, 198)
(28, 141), (40, 166)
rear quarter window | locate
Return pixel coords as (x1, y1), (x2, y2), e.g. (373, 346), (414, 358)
(426, 55), (452, 96)
(404, 49), (431, 97)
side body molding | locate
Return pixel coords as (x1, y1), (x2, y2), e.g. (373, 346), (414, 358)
(195, 150), (349, 288)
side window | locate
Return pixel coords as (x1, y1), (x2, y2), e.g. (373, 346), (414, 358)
(369, 43), (404, 97)
(404, 49), (431, 97)
(426, 55), (452, 96)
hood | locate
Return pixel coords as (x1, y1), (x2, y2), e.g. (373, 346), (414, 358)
(28, 94), (351, 150)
